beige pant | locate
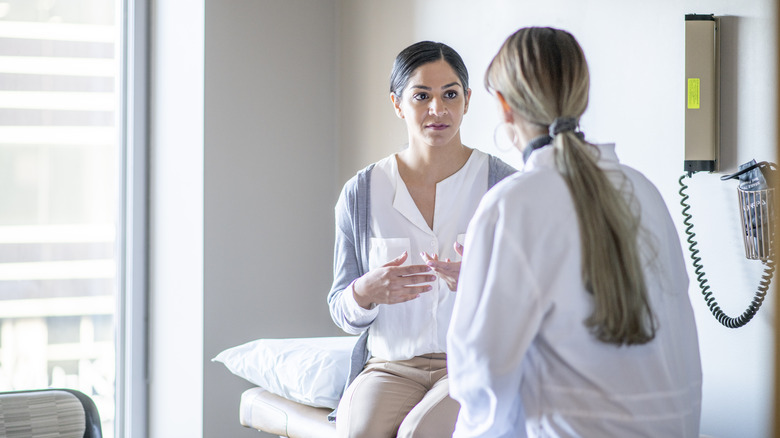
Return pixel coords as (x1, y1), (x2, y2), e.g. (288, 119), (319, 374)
(336, 353), (460, 438)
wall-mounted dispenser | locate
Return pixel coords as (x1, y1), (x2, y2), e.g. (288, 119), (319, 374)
(678, 14), (776, 328)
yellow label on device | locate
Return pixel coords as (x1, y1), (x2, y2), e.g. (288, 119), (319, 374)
(688, 78), (700, 109)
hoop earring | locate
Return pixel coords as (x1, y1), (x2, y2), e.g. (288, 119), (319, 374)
(493, 122), (518, 153)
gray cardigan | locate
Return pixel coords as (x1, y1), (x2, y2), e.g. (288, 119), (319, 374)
(327, 154), (516, 410)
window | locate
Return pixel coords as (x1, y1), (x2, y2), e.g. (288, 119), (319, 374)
(0, 1), (147, 436)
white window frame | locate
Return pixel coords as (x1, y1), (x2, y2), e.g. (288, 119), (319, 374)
(116, 1), (149, 437)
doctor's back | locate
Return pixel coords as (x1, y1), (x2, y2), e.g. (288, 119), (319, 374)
(447, 26), (702, 438)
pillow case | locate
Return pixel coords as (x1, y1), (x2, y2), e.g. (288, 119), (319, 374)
(213, 336), (358, 409)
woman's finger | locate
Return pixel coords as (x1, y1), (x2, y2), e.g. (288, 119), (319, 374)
(454, 241), (464, 256)
(397, 284), (433, 300)
(383, 251), (408, 267)
(383, 283), (432, 304)
(400, 274), (437, 286)
(396, 263), (433, 276)
(426, 259), (455, 271)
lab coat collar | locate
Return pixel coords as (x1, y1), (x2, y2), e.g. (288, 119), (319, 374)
(524, 142), (620, 172)
(523, 134), (552, 163)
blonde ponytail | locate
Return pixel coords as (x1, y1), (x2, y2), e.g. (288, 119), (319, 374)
(486, 27), (655, 345)
(553, 131), (655, 345)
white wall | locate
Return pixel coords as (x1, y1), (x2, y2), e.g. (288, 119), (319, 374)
(338, 1), (777, 437)
(202, 1), (341, 437)
(150, 1), (340, 437)
(338, 0), (414, 178)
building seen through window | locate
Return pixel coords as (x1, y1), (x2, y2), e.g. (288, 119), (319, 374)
(0, 1), (118, 436)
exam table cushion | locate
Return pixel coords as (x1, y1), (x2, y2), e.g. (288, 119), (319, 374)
(213, 336), (358, 409)
(240, 386), (336, 438)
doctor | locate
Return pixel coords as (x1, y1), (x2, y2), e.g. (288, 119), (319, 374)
(447, 27), (703, 437)
(328, 41), (515, 438)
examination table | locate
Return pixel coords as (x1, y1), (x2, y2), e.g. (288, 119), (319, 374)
(240, 387), (336, 438)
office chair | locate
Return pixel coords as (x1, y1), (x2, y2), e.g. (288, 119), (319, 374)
(0, 388), (102, 438)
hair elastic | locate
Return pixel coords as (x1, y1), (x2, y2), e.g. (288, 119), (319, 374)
(549, 117), (578, 137)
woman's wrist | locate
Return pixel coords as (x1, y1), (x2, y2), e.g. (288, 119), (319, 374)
(352, 278), (374, 309)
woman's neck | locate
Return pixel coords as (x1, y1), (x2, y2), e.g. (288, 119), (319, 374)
(398, 138), (472, 185)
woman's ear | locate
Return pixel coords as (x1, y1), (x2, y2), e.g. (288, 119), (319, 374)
(495, 91), (514, 123)
(391, 93), (404, 119)
(463, 88), (472, 114)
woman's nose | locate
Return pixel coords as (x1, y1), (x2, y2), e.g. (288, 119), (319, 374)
(429, 98), (447, 115)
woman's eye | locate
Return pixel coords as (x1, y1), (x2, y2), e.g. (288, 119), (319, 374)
(413, 92), (428, 101)
(445, 90), (458, 99)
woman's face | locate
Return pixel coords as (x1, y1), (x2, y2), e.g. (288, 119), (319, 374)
(392, 59), (471, 148)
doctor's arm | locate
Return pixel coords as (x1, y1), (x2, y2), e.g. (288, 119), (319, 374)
(447, 206), (545, 438)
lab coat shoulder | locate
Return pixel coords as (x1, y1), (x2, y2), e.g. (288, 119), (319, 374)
(481, 164), (556, 205)
(462, 165), (584, 327)
(472, 166), (575, 247)
(620, 165), (680, 230)
(461, 165), (574, 314)
(617, 164), (690, 295)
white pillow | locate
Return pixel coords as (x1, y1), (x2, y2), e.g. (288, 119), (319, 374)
(212, 336), (358, 409)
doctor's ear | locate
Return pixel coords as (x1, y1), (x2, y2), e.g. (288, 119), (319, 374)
(391, 93), (404, 119)
(495, 91), (514, 123)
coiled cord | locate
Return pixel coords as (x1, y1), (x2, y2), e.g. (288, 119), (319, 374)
(678, 174), (775, 328)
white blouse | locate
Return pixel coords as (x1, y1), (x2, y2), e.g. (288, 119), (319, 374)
(448, 144), (702, 437)
(340, 148), (489, 361)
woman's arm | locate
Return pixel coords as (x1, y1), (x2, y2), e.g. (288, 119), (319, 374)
(327, 181), (436, 334)
(327, 183), (376, 334)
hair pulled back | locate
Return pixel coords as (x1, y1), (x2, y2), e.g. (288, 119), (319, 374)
(486, 27), (655, 346)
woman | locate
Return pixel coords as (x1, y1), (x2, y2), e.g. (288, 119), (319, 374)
(327, 41), (515, 438)
(447, 28), (702, 437)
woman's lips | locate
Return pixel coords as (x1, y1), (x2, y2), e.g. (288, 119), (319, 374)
(426, 123), (449, 130)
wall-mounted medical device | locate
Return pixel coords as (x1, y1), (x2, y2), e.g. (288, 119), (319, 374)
(679, 14), (776, 328)
(684, 14), (719, 174)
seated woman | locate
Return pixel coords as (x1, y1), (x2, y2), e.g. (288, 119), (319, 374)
(447, 27), (703, 437)
(327, 41), (515, 438)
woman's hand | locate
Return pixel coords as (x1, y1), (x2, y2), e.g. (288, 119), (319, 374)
(352, 251), (437, 309)
(421, 242), (464, 292)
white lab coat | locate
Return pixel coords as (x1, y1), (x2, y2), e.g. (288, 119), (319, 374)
(448, 143), (702, 438)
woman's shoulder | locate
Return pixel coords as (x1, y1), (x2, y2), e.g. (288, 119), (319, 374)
(338, 163), (377, 212)
(486, 152), (517, 172)
(342, 162), (379, 190)
(483, 152), (518, 186)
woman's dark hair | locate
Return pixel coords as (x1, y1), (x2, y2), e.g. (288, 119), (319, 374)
(389, 41), (469, 97)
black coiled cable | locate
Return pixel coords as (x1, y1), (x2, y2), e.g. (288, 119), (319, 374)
(678, 174), (775, 328)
